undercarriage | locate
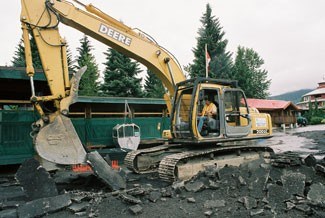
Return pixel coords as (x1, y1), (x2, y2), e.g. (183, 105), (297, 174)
(125, 141), (274, 182)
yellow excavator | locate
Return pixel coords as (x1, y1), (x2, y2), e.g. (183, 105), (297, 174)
(20, 0), (273, 182)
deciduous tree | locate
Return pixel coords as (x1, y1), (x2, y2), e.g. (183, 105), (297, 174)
(231, 46), (271, 99)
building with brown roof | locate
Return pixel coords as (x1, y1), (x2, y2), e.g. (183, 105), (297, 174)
(247, 98), (301, 127)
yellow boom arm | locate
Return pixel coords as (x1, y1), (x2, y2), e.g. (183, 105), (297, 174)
(20, 0), (186, 165)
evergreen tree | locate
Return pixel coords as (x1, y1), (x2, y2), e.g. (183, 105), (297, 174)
(187, 4), (232, 79)
(11, 35), (74, 71)
(144, 69), (165, 98)
(12, 35), (42, 68)
(100, 48), (143, 97)
(75, 35), (100, 96)
(231, 46), (271, 99)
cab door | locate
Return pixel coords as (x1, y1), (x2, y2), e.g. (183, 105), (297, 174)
(223, 88), (251, 137)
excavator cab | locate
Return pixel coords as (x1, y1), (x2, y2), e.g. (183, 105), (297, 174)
(171, 78), (253, 143)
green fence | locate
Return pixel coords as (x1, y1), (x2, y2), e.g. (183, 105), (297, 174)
(0, 110), (170, 165)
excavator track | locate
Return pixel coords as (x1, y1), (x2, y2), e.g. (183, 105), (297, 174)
(124, 144), (173, 173)
(158, 145), (274, 182)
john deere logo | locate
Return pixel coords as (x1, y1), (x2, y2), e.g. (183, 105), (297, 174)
(99, 24), (132, 46)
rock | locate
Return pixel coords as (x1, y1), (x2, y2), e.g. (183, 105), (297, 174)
(75, 211), (87, 216)
(250, 209), (264, 217)
(295, 204), (311, 213)
(86, 151), (126, 190)
(127, 188), (146, 196)
(238, 176), (247, 186)
(68, 202), (89, 213)
(17, 193), (71, 218)
(0, 186), (26, 201)
(208, 180), (220, 190)
(286, 201), (295, 210)
(148, 191), (161, 203)
(0, 201), (24, 210)
(70, 194), (86, 203)
(267, 184), (288, 208)
(0, 178), (9, 184)
(119, 193), (142, 204)
(184, 181), (205, 192)
(0, 209), (17, 218)
(129, 204), (143, 215)
(172, 181), (184, 191)
(204, 165), (218, 178)
(52, 171), (80, 184)
(204, 210), (213, 216)
(161, 187), (173, 198)
(307, 183), (325, 204)
(312, 209), (325, 218)
(187, 197), (196, 203)
(239, 196), (257, 210)
(203, 200), (226, 209)
(315, 164), (325, 174)
(304, 154), (317, 167)
(281, 172), (305, 197)
(248, 167), (270, 198)
(15, 158), (58, 200)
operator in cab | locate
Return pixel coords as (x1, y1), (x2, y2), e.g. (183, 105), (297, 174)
(197, 96), (217, 133)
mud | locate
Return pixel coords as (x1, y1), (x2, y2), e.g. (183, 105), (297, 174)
(0, 125), (324, 218)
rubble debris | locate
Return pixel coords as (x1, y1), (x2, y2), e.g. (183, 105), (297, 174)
(0, 186), (26, 202)
(148, 191), (161, 203)
(187, 197), (196, 203)
(304, 154), (317, 167)
(281, 172), (306, 197)
(203, 200), (226, 209)
(286, 201), (295, 210)
(315, 164), (325, 174)
(238, 196), (257, 210)
(1, 127), (325, 218)
(295, 204), (311, 213)
(0, 209), (17, 218)
(250, 209), (264, 217)
(207, 180), (220, 190)
(86, 151), (126, 190)
(184, 181), (205, 192)
(119, 193), (142, 204)
(75, 211), (87, 216)
(0, 178), (9, 184)
(17, 193), (71, 218)
(271, 152), (302, 167)
(237, 175), (246, 186)
(52, 170), (82, 184)
(129, 204), (143, 215)
(0, 201), (23, 210)
(307, 183), (325, 205)
(204, 210), (213, 216)
(68, 202), (89, 213)
(15, 158), (58, 200)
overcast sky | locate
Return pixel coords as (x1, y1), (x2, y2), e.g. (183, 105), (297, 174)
(1, 0), (325, 96)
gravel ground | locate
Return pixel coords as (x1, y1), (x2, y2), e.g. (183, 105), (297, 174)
(0, 125), (324, 218)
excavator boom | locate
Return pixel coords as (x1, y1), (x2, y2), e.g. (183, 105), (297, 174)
(20, 0), (185, 165)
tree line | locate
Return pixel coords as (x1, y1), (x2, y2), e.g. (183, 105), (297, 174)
(11, 4), (270, 99)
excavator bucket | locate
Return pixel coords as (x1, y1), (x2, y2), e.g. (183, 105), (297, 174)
(35, 67), (88, 165)
(35, 114), (87, 165)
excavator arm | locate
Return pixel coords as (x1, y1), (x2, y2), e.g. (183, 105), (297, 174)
(20, 0), (186, 165)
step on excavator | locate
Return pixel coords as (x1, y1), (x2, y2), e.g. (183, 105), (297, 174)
(20, 0), (273, 182)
